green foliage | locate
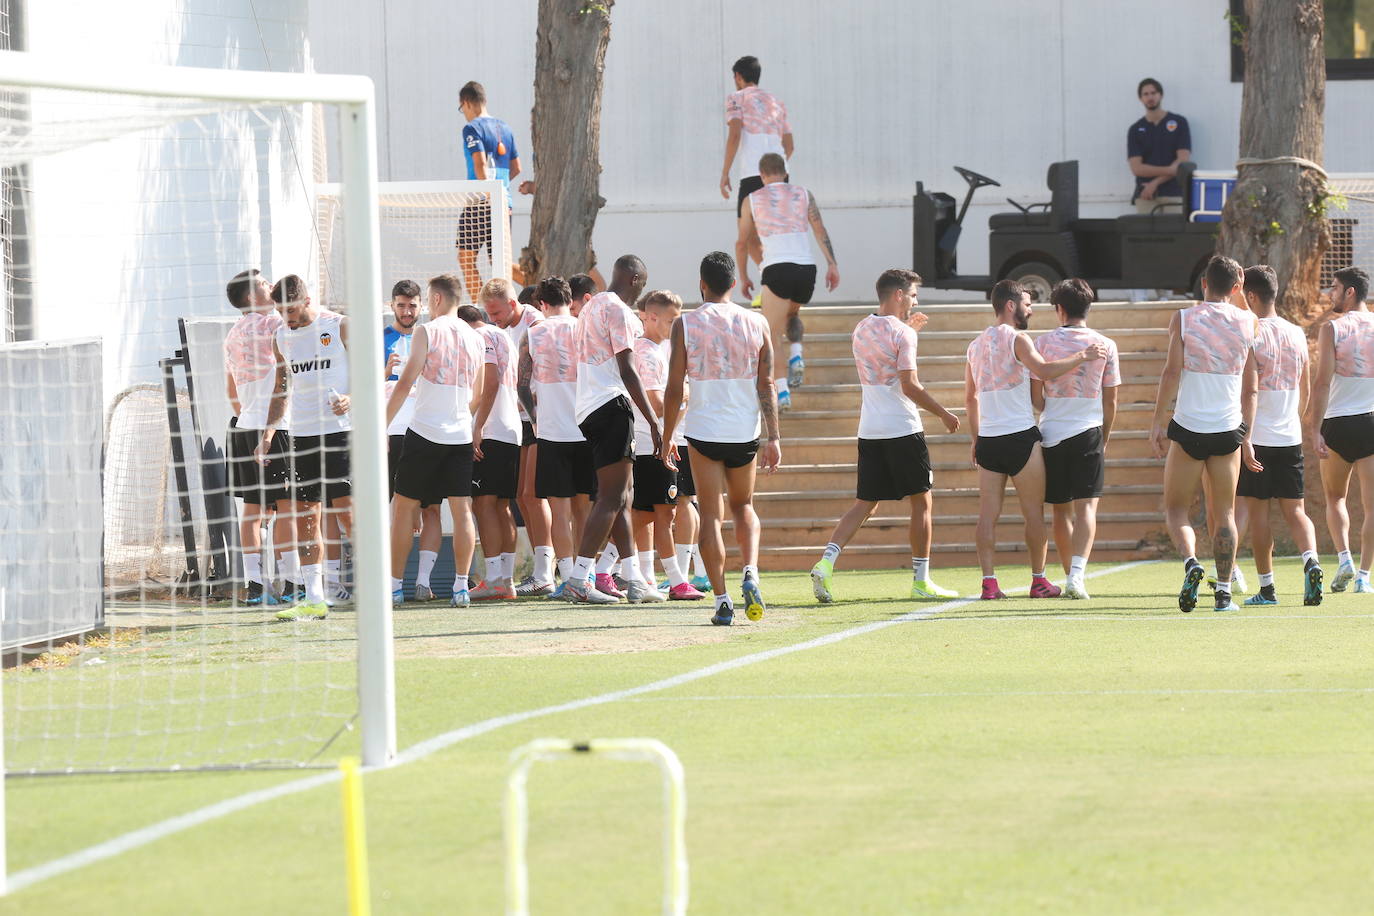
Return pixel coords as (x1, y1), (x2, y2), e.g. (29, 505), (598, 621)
(1224, 5), (1247, 47)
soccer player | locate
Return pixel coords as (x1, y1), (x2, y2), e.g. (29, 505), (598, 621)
(965, 280), (1108, 601)
(459, 304), (522, 600)
(1308, 265), (1374, 593)
(519, 276), (596, 598)
(385, 274), (487, 607)
(565, 255), (667, 604)
(719, 55), (793, 269)
(256, 275), (353, 620)
(569, 273), (597, 317)
(384, 280), (443, 601)
(223, 269), (295, 606)
(810, 269), (960, 603)
(631, 290), (705, 600)
(1031, 279), (1121, 600)
(1235, 265), (1323, 605)
(479, 278), (552, 596)
(737, 152), (839, 411)
(1150, 255), (1261, 613)
(457, 81), (522, 298)
(662, 251), (779, 625)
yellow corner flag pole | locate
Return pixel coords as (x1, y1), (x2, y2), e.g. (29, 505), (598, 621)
(340, 757), (371, 916)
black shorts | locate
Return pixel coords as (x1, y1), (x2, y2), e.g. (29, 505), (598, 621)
(291, 432), (351, 503)
(857, 434), (932, 502)
(1237, 443), (1305, 500)
(473, 438), (520, 499)
(393, 430), (474, 504)
(456, 198), (492, 253)
(1043, 427), (1105, 504)
(632, 455), (679, 511)
(535, 438), (597, 498)
(389, 433), (438, 507)
(1167, 419), (1245, 461)
(974, 426), (1042, 477)
(687, 437), (759, 469)
(761, 263), (817, 305)
(674, 444), (696, 497)
(521, 420), (536, 447)
(228, 424), (292, 505)
(1321, 412), (1374, 464)
(578, 396), (636, 469)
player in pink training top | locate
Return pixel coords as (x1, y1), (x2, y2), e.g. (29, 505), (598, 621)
(737, 153), (839, 412)
(223, 268), (295, 607)
(964, 280), (1108, 602)
(1230, 265), (1324, 606)
(384, 273), (488, 608)
(1307, 265), (1374, 594)
(810, 269), (961, 604)
(564, 255), (667, 605)
(720, 55), (794, 269)
(1150, 255), (1261, 613)
(663, 251), (779, 626)
(1031, 279), (1121, 600)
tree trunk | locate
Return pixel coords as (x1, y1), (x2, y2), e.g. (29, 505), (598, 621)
(521, 0), (613, 281)
(1217, 0), (1327, 324)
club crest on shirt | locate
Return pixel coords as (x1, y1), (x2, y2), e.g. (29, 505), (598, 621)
(1166, 119), (1177, 132)
(320, 332), (332, 347)
(668, 484), (678, 501)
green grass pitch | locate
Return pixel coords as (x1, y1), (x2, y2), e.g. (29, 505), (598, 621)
(4, 558), (1373, 914)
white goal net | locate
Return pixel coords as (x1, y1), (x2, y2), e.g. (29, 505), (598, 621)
(0, 57), (396, 779)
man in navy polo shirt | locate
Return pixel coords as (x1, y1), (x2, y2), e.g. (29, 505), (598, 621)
(1127, 77), (1191, 214)
(457, 80), (522, 299)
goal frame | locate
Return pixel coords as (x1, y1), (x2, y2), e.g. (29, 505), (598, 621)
(0, 48), (398, 792)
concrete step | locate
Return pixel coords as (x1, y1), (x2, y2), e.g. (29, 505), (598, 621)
(794, 350), (1170, 386)
(800, 326), (1169, 358)
(778, 402), (1162, 437)
(722, 512), (1163, 547)
(741, 541), (1166, 571)
(780, 430), (1161, 465)
(783, 377), (1164, 412)
(753, 483), (1166, 519)
(795, 300), (1188, 335)
(764, 457), (1164, 493)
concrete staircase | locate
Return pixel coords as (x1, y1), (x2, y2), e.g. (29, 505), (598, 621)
(740, 300), (1188, 570)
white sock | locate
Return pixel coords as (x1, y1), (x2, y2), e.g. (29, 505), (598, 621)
(691, 546), (708, 578)
(302, 563), (324, 603)
(1032, 569), (1046, 579)
(533, 546), (555, 583)
(1259, 572), (1275, 587)
(776, 376), (789, 394)
(1339, 549), (1353, 567)
(675, 544), (694, 576)
(912, 556), (929, 581)
(621, 556), (646, 584)
(822, 542), (841, 564)
(558, 557), (574, 581)
(1361, 569), (1372, 581)
(743, 563), (759, 582)
(326, 558), (341, 589)
(714, 592), (731, 608)
(661, 555), (688, 587)
(573, 556), (595, 582)
(417, 550), (438, 588)
(1069, 555), (1086, 578)
(485, 556), (502, 583)
(596, 543), (619, 575)
(454, 574), (469, 592)
(279, 550), (300, 584)
(500, 551), (516, 581)
(1301, 550), (1318, 565)
(243, 552), (263, 585)
(637, 550), (655, 582)
(390, 577), (403, 592)
(790, 342), (803, 360)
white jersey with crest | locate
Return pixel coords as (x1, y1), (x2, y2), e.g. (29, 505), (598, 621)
(1174, 301), (1256, 434)
(851, 313), (922, 440)
(966, 324), (1034, 438)
(659, 337), (688, 446)
(528, 314), (583, 443)
(225, 310), (286, 430)
(1034, 326), (1121, 447)
(1327, 310), (1374, 418)
(408, 314), (486, 445)
(680, 300), (770, 443)
(1251, 314), (1307, 447)
(749, 182), (815, 269)
(575, 291), (642, 422)
(631, 337), (668, 455)
(478, 323), (522, 445)
(276, 310), (350, 436)
(503, 303), (542, 422)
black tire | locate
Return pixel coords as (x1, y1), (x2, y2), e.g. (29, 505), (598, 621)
(1005, 261), (1061, 303)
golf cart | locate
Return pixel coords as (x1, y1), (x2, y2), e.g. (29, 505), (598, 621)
(912, 159), (1215, 300)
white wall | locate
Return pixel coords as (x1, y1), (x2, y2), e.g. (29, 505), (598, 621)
(23, 0), (313, 398)
(310, 0), (1374, 302)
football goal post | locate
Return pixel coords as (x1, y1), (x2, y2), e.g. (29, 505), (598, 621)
(0, 49), (402, 886)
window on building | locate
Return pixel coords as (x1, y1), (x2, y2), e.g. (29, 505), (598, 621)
(1230, 0), (1374, 81)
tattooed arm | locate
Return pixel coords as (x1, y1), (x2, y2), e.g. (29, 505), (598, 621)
(756, 332), (782, 472)
(807, 191), (840, 292)
(516, 336), (537, 430)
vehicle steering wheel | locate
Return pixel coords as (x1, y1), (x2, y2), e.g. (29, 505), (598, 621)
(954, 166), (1001, 190)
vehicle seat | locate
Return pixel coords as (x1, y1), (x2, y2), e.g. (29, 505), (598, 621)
(988, 161), (1078, 230)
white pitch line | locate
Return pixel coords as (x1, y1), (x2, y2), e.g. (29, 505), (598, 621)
(622, 686), (1374, 701)
(6, 559), (1155, 893)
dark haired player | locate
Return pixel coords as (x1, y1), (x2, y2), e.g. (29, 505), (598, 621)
(719, 55), (793, 270)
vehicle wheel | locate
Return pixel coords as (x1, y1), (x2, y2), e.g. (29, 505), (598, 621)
(1005, 261), (1061, 302)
